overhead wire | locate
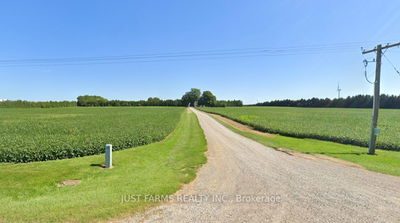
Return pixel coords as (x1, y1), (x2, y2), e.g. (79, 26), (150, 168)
(0, 42), (375, 67)
(0, 40), (395, 67)
(382, 52), (400, 77)
(0, 47), (355, 64)
(0, 50), (359, 68)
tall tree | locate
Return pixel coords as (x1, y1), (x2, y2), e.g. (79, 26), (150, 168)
(181, 88), (201, 106)
(198, 90), (217, 107)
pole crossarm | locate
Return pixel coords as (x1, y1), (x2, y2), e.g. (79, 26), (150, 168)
(363, 42), (400, 54)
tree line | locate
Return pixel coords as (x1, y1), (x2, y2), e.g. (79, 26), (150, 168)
(254, 94), (400, 109)
(0, 100), (76, 108)
(76, 95), (183, 107)
(77, 89), (243, 107)
(0, 88), (243, 108)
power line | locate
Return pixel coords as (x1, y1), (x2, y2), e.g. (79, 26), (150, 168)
(0, 47), (351, 63)
(0, 40), (396, 67)
(382, 52), (400, 76)
(0, 41), (385, 67)
(0, 50), (360, 68)
(0, 46), (355, 64)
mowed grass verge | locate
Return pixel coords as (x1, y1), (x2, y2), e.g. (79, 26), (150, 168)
(0, 110), (207, 222)
(209, 112), (400, 177)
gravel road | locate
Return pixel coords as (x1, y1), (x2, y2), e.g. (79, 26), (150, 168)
(121, 108), (400, 223)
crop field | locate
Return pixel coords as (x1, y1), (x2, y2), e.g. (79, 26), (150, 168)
(200, 107), (400, 151)
(0, 107), (184, 162)
(0, 110), (206, 222)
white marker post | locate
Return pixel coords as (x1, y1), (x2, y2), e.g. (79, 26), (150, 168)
(105, 144), (112, 168)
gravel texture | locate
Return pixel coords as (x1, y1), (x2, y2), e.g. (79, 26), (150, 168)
(119, 108), (400, 223)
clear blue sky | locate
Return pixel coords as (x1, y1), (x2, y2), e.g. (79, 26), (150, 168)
(1, 0), (400, 104)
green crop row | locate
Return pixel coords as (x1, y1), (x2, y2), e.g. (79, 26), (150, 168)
(199, 107), (400, 151)
(0, 107), (184, 162)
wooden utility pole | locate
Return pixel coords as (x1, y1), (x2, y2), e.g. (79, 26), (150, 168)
(362, 42), (400, 154)
(367, 44), (381, 155)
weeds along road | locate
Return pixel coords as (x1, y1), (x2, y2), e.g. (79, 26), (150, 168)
(121, 108), (400, 223)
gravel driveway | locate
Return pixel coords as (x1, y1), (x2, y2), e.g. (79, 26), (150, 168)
(120, 108), (400, 223)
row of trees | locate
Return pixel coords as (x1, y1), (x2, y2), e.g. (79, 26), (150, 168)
(76, 89), (243, 107)
(0, 89), (242, 108)
(76, 95), (183, 107)
(254, 94), (400, 109)
(74, 89), (241, 107)
(0, 100), (76, 108)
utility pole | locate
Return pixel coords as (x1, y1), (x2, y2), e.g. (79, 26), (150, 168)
(337, 83), (341, 99)
(362, 42), (400, 154)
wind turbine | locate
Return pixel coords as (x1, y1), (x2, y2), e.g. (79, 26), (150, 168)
(337, 83), (342, 99)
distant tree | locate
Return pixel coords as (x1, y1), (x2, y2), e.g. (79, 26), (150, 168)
(147, 97), (162, 106)
(198, 91), (217, 107)
(181, 88), (201, 107)
(77, 95), (108, 106)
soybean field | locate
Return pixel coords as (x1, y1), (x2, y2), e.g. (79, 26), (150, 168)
(0, 107), (184, 162)
(200, 107), (400, 151)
